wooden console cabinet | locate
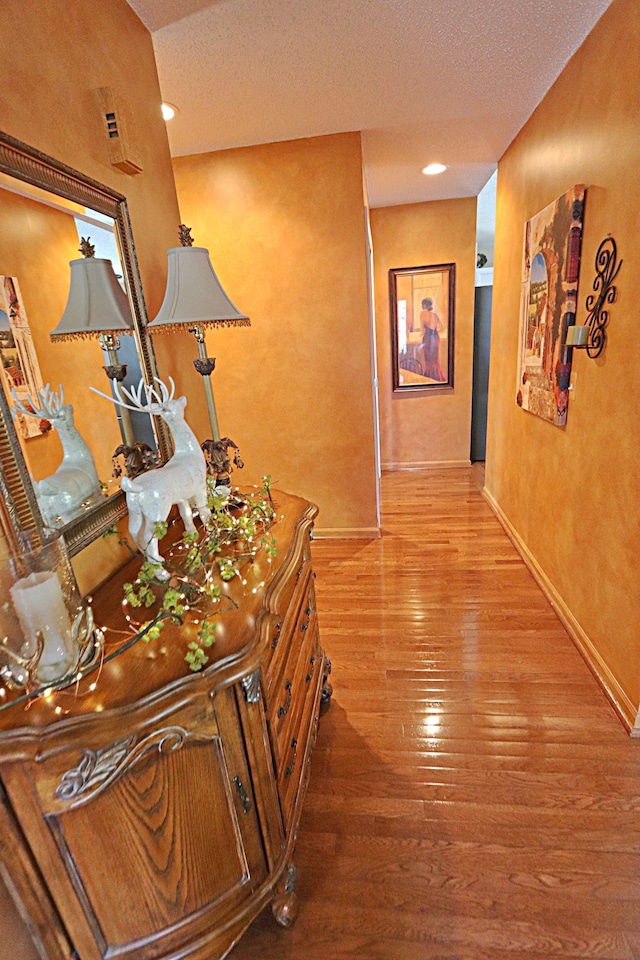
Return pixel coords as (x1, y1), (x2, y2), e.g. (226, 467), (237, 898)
(0, 492), (330, 960)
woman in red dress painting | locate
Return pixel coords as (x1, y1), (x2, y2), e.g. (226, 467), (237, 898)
(419, 298), (446, 381)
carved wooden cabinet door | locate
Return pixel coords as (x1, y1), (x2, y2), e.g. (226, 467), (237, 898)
(0, 685), (267, 960)
(0, 493), (327, 960)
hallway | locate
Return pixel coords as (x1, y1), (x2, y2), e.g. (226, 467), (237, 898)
(231, 467), (640, 959)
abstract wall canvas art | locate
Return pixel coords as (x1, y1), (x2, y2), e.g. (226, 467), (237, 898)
(516, 185), (585, 426)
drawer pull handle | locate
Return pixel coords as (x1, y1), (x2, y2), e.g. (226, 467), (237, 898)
(233, 776), (252, 814)
(296, 556), (306, 580)
(277, 679), (292, 717)
(300, 605), (312, 632)
(271, 621), (282, 650)
(306, 655), (317, 683)
(285, 738), (298, 779)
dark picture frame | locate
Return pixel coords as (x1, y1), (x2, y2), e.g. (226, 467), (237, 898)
(389, 262), (455, 393)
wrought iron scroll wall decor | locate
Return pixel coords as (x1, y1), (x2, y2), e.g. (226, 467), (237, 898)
(584, 237), (622, 358)
(568, 236), (622, 358)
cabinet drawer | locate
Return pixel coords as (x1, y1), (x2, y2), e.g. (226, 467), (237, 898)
(266, 588), (318, 778)
(265, 562), (314, 701)
(279, 626), (323, 832)
(263, 541), (313, 689)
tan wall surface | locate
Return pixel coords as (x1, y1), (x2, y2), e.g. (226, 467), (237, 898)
(0, 0), (181, 593)
(0, 0), (181, 321)
(370, 198), (477, 468)
(171, 133), (379, 535)
(486, 0), (640, 715)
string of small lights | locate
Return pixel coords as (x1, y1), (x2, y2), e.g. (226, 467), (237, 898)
(0, 478), (278, 714)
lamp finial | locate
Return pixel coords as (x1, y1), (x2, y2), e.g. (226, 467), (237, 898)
(178, 224), (194, 247)
(79, 237), (95, 258)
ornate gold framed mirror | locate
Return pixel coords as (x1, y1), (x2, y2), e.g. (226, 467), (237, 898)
(0, 132), (170, 556)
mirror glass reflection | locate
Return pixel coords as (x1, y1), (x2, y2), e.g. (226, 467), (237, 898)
(0, 172), (157, 537)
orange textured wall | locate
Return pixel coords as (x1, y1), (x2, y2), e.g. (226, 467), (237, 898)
(0, 0), (181, 595)
(370, 199), (477, 468)
(486, 0), (640, 721)
(170, 134), (379, 535)
(0, 1), (180, 319)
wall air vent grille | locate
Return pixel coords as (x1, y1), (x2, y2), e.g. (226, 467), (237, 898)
(95, 88), (142, 175)
(105, 112), (119, 139)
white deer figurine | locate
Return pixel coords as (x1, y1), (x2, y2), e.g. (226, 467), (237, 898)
(90, 377), (210, 579)
(12, 384), (102, 528)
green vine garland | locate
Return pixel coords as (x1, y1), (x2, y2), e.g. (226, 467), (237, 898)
(119, 476), (277, 671)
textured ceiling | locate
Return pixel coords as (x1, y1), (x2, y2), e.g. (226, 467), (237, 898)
(127, 0), (612, 207)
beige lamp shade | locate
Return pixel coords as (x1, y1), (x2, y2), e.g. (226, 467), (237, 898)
(148, 246), (250, 332)
(50, 257), (133, 341)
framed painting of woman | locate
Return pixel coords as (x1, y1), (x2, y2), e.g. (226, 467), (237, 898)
(389, 262), (455, 393)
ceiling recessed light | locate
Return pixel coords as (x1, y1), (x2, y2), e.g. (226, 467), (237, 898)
(422, 163), (447, 176)
(161, 102), (178, 122)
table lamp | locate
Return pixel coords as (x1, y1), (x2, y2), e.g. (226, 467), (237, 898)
(50, 237), (136, 447)
(147, 224), (250, 444)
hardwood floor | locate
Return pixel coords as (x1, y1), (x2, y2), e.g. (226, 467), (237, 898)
(230, 467), (640, 960)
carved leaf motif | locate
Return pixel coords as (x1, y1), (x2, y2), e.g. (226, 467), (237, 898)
(55, 735), (136, 801)
(54, 725), (217, 806)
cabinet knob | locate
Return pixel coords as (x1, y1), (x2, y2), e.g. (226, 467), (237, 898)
(285, 738), (298, 779)
(277, 679), (292, 718)
(306, 655), (316, 683)
(300, 605), (312, 632)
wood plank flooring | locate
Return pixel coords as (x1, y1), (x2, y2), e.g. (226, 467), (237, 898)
(230, 467), (640, 960)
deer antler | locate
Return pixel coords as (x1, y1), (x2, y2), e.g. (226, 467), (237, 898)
(11, 383), (63, 420)
(150, 377), (175, 406)
(90, 376), (176, 413)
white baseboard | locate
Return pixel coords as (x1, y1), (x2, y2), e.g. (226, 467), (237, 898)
(382, 459), (471, 472)
(483, 486), (637, 735)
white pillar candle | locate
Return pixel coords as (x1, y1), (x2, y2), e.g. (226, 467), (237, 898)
(10, 571), (73, 682)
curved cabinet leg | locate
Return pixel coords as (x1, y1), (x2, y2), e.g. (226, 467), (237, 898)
(271, 862), (298, 928)
(321, 655), (333, 704)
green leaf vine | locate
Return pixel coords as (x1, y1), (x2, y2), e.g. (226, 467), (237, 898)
(121, 477), (277, 672)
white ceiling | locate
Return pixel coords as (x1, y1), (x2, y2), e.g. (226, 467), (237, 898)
(127, 0), (612, 208)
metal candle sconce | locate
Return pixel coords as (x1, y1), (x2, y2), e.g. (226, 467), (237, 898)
(0, 606), (100, 693)
(566, 236), (622, 358)
(0, 537), (103, 697)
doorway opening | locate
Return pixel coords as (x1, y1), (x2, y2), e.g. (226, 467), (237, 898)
(471, 171), (497, 463)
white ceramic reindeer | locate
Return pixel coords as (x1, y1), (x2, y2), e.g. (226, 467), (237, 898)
(12, 385), (102, 528)
(90, 377), (210, 579)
